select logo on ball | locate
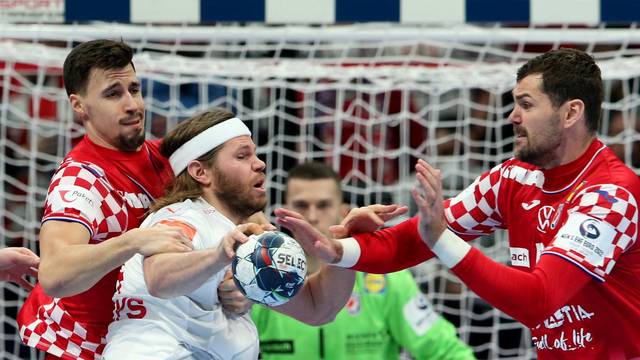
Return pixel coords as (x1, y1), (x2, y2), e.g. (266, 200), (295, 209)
(232, 231), (307, 307)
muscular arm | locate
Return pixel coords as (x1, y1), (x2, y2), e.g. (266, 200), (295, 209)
(437, 232), (591, 327)
(273, 265), (356, 326)
(144, 249), (228, 298)
(344, 164), (506, 273)
(143, 223), (265, 299)
(38, 221), (192, 298)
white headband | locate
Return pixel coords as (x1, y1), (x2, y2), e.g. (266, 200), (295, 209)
(169, 117), (251, 175)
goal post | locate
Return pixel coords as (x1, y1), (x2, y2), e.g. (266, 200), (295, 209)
(1, 23), (640, 359)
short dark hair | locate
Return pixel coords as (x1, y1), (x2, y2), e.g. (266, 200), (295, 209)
(63, 39), (135, 96)
(517, 48), (603, 133)
(286, 162), (342, 199)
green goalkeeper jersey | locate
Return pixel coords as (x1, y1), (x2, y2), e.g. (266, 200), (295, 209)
(252, 270), (475, 360)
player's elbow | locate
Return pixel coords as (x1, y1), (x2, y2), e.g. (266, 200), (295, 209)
(39, 273), (71, 298)
(145, 281), (174, 299)
(299, 308), (338, 326)
(310, 313), (337, 326)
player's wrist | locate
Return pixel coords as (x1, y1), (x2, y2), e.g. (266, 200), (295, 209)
(331, 237), (360, 268)
(432, 229), (471, 268)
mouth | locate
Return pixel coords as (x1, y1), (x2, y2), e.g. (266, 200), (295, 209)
(120, 115), (143, 127)
(253, 178), (266, 193)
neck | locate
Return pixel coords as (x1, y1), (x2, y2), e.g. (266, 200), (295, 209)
(201, 192), (243, 224)
(542, 133), (595, 169)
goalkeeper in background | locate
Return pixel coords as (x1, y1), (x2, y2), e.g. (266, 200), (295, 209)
(253, 162), (475, 360)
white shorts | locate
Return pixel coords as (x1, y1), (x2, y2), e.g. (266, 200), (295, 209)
(103, 318), (259, 360)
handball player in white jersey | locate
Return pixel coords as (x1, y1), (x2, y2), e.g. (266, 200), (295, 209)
(103, 108), (356, 359)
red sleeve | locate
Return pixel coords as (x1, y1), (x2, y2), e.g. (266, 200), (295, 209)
(451, 248), (592, 328)
(351, 216), (435, 273)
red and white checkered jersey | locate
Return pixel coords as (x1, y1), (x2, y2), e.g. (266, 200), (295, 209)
(18, 136), (172, 360)
(105, 198), (259, 359)
(352, 139), (640, 358)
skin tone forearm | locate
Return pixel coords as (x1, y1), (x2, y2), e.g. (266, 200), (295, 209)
(144, 249), (227, 298)
(144, 223), (265, 299)
(38, 221), (192, 298)
(275, 265), (356, 325)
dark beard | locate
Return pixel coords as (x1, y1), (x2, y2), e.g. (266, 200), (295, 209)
(514, 115), (561, 167)
(214, 169), (266, 220)
(516, 139), (558, 166)
(116, 131), (145, 152)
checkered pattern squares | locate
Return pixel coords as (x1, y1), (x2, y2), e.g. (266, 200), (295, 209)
(43, 161), (130, 243)
(546, 184), (638, 281)
(445, 163), (505, 240)
(20, 297), (105, 359)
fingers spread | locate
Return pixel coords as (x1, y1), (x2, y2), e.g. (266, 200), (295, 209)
(328, 224), (348, 238)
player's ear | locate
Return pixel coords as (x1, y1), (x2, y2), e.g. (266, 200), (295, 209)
(69, 94), (87, 121)
(186, 161), (211, 186)
(563, 99), (585, 129)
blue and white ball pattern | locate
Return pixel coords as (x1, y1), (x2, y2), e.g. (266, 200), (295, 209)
(232, 231), (307, 307)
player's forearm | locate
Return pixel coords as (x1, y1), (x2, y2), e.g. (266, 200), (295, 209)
(39, 235), (139, 298)
(433, 230), (591, 327)
(350, 216), (435, 273)
(276, 265), (355, 325)
(143, 249), (227, 298)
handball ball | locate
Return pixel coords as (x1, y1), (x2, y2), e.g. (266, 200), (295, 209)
(231, 231), (307, 307)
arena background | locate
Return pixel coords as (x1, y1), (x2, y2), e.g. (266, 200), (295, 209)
(2, 1), (640, 359)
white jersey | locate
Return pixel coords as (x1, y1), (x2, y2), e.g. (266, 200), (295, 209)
(103, 197), (259, 360)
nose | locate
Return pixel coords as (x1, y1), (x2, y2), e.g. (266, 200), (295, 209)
(508, 105), (521, 125)
(306, 206), (318, 225)
(253, 156), (266, 173)
(123, 91), (141, 114)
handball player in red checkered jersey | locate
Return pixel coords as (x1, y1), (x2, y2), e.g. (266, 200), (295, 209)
(277, 48), (640, 359)
(17, 39), (248, 359)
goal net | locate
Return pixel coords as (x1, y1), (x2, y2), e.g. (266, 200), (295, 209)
(2, 23), (640, 359)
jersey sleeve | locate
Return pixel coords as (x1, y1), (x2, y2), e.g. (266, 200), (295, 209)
(450, 246), (592, 328)
(42, 161), (110, 237)
(444, 162), (507, 239)
(146, 209), (207, 250)
(543, 184), (638, 281)
(351, 163), (506, 273)
(385, 271), (474, 359)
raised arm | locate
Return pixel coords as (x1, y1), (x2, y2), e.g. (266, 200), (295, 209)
(274, 205), (428, 273)
(412, 159), (637, 327)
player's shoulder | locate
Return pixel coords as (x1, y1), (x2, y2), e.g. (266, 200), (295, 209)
(144, 198), (230, 234)
(56, 158), (106, 178)
(146, 199), (207, 226)
(595, 147), (640, 191)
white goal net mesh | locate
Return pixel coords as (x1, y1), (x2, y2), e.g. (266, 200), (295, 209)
(1, 23), (640, 359)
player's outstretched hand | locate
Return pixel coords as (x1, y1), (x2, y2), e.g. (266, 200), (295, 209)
(129, 223), (194, 257)
(218, 269), (253, 316)
(0, 247), (39, 290)
(328, 204), (409, 238)
(274, 208), (344, 264)
(411, 159), (447, 248)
